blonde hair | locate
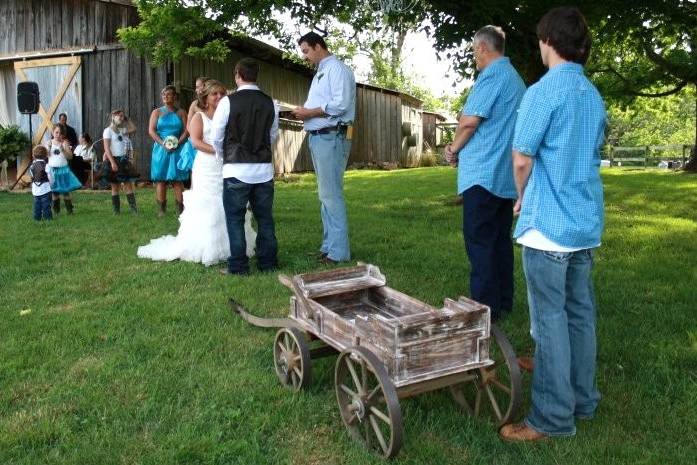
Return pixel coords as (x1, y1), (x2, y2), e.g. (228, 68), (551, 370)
(197, 79), (226, 110)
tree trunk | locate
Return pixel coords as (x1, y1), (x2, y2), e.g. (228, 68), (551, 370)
(685, 83), (697, 171)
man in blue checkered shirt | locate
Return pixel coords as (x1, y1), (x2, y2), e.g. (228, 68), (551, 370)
(499, 7), (606, 442)
(445, 25), (526, 322)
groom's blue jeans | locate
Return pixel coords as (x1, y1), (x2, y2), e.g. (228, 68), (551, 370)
(223, 177), (278, 273)
(308, 132), (351, 261)
(522, 246), (601, 436)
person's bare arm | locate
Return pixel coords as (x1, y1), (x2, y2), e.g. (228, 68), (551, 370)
(189, 113), (215, 154)
(444, 115), (481, 166)
(177, 109), (189, 145)
(148, 109), (164, 146)
(513, 150), (533, 215)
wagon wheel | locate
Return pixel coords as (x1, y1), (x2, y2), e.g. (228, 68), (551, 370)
(273, 327), (311, 391)
(335, 347), (403, 459)
(449, 324), (522, 426)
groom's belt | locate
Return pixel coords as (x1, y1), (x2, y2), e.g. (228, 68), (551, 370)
(308, 124), (349, 135)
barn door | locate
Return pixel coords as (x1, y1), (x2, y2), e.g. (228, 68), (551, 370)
(13, 56), (82, 178)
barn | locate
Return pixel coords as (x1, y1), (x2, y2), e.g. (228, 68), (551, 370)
(0, 0), (425, 183)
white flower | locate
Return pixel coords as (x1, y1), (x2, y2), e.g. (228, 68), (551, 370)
(163, 136), (179, 150)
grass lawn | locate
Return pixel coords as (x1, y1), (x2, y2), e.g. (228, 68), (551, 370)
(1, 167), (696, 465)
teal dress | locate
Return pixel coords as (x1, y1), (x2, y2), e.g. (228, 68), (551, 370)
(150, 107), (189, 182)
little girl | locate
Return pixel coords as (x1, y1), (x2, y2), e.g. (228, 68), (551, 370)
(45, 124), (81, 214)
(73, 132), (95, 185)
(103, 109), (139, 213)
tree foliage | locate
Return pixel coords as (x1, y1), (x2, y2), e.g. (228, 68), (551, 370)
(0, 125), (30, 163)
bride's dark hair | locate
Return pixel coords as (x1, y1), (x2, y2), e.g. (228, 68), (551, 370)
(197, 79), (226, 110)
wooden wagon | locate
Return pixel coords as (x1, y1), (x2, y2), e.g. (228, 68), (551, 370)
(233, 264), (522, 458)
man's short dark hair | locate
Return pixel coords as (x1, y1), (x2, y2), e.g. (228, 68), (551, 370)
(235, 58), (259, 83)
(536, 6), (591, 65)
(58, 113), (67, 119)
(297, 31), (328, 50)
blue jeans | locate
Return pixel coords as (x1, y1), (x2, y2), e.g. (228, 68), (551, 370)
(462, 185), (514, 320)
(223, 177), (278, 273)
(33, 193), (53, 221)
(309, 132), (351, 261)
(522, 246), (601, 436)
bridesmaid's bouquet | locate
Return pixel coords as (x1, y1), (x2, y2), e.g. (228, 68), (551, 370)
(163, 136), (179, 151)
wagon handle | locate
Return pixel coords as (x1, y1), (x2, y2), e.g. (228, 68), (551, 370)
(278, 274), (293, 289)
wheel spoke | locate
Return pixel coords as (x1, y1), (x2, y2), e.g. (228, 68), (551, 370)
(474, 387), (482, 415)
(346, 411), (358, 425)
(340, 383), (359, 398)
(293, 366), (303, 379)
(291, 370), (299, 389)
(276, 340), (287, 354)
(484, 384), (503, 420)
(283, 332), (290, 351)
(370, 414), (389, 454)
(363, 419), (372, 447)
(345, 357), (363, 394)
(360, 358), (368, 393)
(490, 378), (512, 395)
(366, 385), (382, 402)
(369, 405), (391, 424)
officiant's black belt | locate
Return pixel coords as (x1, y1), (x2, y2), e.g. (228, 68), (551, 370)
(308, 125), (348, 135)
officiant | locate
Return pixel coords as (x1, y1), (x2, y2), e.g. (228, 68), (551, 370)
(291, 31), (356, 265)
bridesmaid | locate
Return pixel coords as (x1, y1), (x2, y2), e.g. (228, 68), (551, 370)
(148, 85), (189, 217)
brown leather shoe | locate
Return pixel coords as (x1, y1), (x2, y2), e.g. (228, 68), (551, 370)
(319, 256), (339, 265)
(518, 356), (534, 373)
(499, 422), (548, 442)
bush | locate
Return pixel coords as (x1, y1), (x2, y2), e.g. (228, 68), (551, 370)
(0, 125), (30, 163)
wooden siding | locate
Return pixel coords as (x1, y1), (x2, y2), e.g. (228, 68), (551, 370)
(400, 103), (423, 167)
(422, 112), (445, 149)
(351, 86), (402, 166)
(81, 48), (167, 177)
(0, 0), (137, 56)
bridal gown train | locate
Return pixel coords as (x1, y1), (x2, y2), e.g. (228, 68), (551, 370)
(137, 113), (256, 266)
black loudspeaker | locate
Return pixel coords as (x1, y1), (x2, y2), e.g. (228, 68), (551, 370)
(17, 81), (40, 114)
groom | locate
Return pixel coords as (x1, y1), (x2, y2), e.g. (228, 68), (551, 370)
(211, 58), (280, 275)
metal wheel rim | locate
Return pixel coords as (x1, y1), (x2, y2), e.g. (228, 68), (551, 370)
(335, 347), (403, 459)
(273, 327), (311, 391)
(449, 324), (522, 426)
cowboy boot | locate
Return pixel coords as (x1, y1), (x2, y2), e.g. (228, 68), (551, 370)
(64, 198), (74, 215)
(176, 200), (184, 215)
(111, 195), (121, 214)
(126, 193), (138, 213)
(52, 198), (61, 214)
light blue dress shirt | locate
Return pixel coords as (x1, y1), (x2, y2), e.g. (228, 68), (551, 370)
(303, 55), (356, 131)
(512, 62), (607, 249)
(457, 57), (526, 199)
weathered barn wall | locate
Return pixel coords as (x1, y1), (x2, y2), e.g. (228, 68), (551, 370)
(0, 0), (137, 56)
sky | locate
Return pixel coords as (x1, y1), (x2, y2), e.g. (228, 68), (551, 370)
(259, 14), (471, 99)
(349, 30), (470, 98)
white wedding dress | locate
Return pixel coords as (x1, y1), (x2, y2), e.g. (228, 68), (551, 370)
(137, 112), (256, 266)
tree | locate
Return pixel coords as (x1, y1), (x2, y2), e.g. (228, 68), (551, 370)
(423, 0), (697, 166)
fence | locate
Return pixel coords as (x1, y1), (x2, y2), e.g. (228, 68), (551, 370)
(606, 145), (694, 168)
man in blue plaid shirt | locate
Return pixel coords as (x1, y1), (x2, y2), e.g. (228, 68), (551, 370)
(445, 25), (526, 322)
(499, 7), (606, 442)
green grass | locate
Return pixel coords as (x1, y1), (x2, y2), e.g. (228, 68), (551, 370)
(1, 167), (696, 465)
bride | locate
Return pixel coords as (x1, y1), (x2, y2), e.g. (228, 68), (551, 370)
(138, 80), (256, 266)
